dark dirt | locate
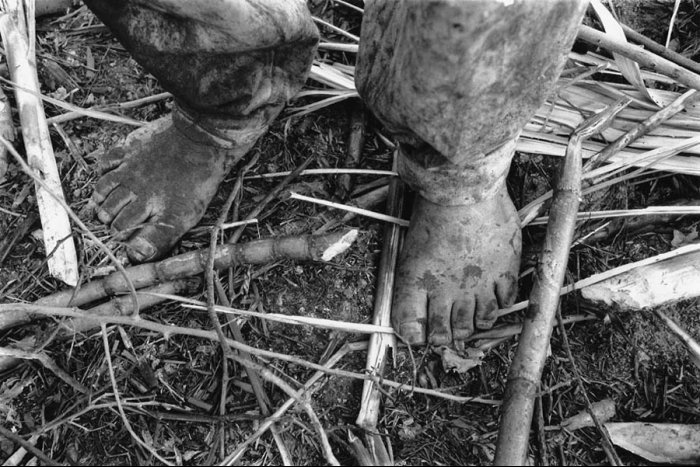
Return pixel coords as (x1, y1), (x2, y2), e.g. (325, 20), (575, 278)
(1, 1), (700, 466)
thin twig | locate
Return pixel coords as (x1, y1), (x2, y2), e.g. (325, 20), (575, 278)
(100, 323), (173, 465)
(290, 191), (409, 226)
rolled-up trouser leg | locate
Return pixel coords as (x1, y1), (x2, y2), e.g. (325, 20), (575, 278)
(356, 0), (588, 202)
(83, 0), (319, 156)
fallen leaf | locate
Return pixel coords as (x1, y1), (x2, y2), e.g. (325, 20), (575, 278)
(671, 226), (698, 247)
(437, 346), (484, 373)
(605, 423), (700, 464)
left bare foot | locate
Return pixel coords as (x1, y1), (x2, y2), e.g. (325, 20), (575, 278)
(392, 186), (521, 346)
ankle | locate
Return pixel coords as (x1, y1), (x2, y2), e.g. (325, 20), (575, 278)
(398, 140), (514, 206)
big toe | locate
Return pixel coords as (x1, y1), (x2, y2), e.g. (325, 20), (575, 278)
(392, 289), (428, 345)
(125, 219), (181, 263)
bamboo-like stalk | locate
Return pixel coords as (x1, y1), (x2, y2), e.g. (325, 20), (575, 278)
(621, 23), (700, 76)
(494, 100), (627, 465)
(0, 0), (78, 285)
(0, 230), (358, 331)
(356, 155), (402, 433)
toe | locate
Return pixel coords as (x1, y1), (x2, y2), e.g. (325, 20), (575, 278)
(96, 147), (127, 174)
(496, 273), (518, 307)
(475, 292), (498, 329)
(92, 173), (120, 205)
(451, 297), (476, 341)
(125, 219), (180, 263)
(392, 289), (428, 345)
(428, 296), (453, 346)
(96, 186), (135, 224)
(111, 201), (152, 239)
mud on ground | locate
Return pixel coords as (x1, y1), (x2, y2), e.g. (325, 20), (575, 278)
(1, 2), (700, 465)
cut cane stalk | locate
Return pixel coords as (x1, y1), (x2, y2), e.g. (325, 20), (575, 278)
(0, 230), (358, 331)
(0, 0), (78, 286)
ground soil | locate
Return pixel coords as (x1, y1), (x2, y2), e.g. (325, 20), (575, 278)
(1, 2), (700, 466)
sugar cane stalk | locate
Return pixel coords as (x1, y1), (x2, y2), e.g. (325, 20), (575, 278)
(494, 99), (629, 465)
(0, 230), (358, 331)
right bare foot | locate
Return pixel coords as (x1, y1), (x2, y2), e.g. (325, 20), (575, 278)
(392, 187), (521, 346)
(92, 115), (231, 262)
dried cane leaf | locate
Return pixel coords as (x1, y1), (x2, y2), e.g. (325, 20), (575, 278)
(589, 0), (664, 107)
(605, 423), (700, 464)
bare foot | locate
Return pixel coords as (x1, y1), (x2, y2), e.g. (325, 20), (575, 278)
(392, 186), (521, 346)
(91, 115), (230, 262)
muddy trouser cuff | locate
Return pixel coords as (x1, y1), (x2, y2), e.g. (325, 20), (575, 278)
(173, 104), (279, 169)
(397, 139), (516, 206)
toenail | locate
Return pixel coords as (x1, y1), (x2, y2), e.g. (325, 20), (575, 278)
(399, 323), (424, 345)
(128, 237), (157, 262)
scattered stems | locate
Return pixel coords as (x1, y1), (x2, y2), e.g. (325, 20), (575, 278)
(0, 426), (60, 467)
(0, 85), (14, 179)
(583, 89), (698, 172)
(519, 97), (632, 226)
(0, 345), (87, 393)
(228, 154), (315, 244)
(100, 324), (173, 466)
(0, 1), (78, 285)
(495, 101), (625, 465)
(225, 352), (340, 466)
(1, 230), (357, 331)
(0, 281), (192, 377)
(0, 304), (498, 405)
(356, 155), (402, 432)
(204, 154), (257, 459)
(621, 23), (700, 76)
(578, 24), (700, 91)
(556, 309), (622, 466)
(45, 91), (170, 126)
(222, 342), (367, 465)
